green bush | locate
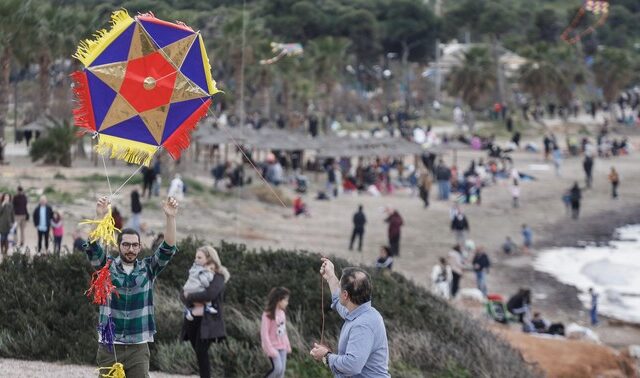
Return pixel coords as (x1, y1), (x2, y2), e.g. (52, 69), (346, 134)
(0, 238), (539, 377)
(75, 173), (143, 187)
(29, 118), (76, 167)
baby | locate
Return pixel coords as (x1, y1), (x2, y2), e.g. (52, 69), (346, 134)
(183, 249), (218, 320)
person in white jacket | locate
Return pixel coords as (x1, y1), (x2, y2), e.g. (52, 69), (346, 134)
(168, 174), (185, 201)
(431, 257), (453, 300)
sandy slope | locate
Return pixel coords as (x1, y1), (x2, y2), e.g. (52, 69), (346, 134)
(494, 327), (638, 378)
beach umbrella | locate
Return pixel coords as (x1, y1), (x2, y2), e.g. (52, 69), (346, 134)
(71, 10), (219, 166)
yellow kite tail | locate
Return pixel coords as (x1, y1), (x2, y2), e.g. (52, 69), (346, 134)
(97, 362), (126, 378)
(79, 205), (120, 249)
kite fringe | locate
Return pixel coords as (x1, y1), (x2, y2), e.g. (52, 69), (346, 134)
(163, 99), (211, 160)
(73, 9), (133, 66)
(94, 138), (155, 167)
(70, 71), (97, 132)
(97, 362), (126, 378)
(79, 205), (120, 248)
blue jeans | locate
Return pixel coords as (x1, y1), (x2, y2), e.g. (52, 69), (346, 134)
(438, 180), (450, 200)
(266, 349), (287, 378)
(475, 270), (487, 297)
(590, 306), (598, 325)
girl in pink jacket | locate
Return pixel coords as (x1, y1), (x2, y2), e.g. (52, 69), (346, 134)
(260, 287), (292, 378)
(51, 211), (64, 255)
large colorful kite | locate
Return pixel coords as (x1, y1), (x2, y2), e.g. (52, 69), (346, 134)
(72, 10), (218, 166)
(561, 0), (609, 44)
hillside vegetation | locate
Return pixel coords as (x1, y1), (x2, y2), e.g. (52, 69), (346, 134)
(0, 238), (539, 377)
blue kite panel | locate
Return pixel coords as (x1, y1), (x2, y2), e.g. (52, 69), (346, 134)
(86, 71), (117, 130)
(139, 19), (194, 49)
(101, 115), (159, 146)
(180, 42), (208, 93)
(90, 23), (136, 67)
(161, 98), (208, 142)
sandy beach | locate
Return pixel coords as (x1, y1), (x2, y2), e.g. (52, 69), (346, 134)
(1, 117), (639, 376)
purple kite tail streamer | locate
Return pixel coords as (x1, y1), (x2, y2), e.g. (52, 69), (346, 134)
(97, 314), (116, 352)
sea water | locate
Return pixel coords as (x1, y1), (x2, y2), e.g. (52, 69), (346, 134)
(534, 224), (640, 324)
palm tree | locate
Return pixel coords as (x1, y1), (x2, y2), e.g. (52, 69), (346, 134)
(593, 47), (632, 104)
(32, 5), (87, 111)
(518, 61), (567, 104)
(306, 36), (350, 114)
(0, 0), (34, 138)
(447, 47), (496, 110)
(207, 6), (269, 122)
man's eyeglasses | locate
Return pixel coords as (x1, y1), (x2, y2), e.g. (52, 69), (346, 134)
(121, 242), (141, 249)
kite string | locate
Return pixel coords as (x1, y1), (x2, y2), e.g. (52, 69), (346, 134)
(147, 23), (289, 210)
(320, 272), (325, 346)
(101, 153), (114, 198)
(111, 163), (146, 199)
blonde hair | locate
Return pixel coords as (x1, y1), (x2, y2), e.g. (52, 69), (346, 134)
(197, 245), (230, 282)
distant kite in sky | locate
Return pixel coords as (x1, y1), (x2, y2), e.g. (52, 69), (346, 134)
(259, 42), (303, 65)
(561, 0), (609, 44)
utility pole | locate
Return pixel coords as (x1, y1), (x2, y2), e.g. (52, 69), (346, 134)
(434, 0), (443, 102)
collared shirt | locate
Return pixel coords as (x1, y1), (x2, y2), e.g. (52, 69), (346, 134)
(327, 292), (390, 378)
(85, 241), (177, 344)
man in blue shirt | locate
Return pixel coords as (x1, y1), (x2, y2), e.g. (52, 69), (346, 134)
(310, 258), (390, 377)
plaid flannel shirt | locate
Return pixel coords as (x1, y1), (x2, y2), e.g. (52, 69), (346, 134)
(85, 240), (177, 344)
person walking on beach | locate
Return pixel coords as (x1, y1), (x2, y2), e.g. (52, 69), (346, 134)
(569, 182), (582, 219)
(448, 245), (465, 298)
(588, 287), (598, 326)
(385, 208), (403, 256)
(510, 179), (520, 208)
(435, 160), (451, 200)
(521, 224), (533, 254)
(12, 186), (28, 247)
(472, 247), (490, 297)
(349, 205), (366, 251)
(552, 145), (562, 177)
(608, 167), (619, 199)
(418, 169), (432, 208)
(310, 258), (390, 377)
(261, 287), (292, 378)
(583, 155), (594, 189)
(451, 211), (469, 246)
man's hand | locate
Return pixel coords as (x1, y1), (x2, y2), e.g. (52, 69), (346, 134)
(320, 257), (341, 295)
(320, 257), (336, 281)
(163, 197), (178, 217)
(309, 342), (330, 361)
(96, 196), (109, 218)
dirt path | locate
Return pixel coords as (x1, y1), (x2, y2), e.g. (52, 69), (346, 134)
(0, 358), (197, 377)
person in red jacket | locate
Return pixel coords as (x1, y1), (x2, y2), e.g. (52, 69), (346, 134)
(260, 287), (292, 378)
(385, 208), (404, 256)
